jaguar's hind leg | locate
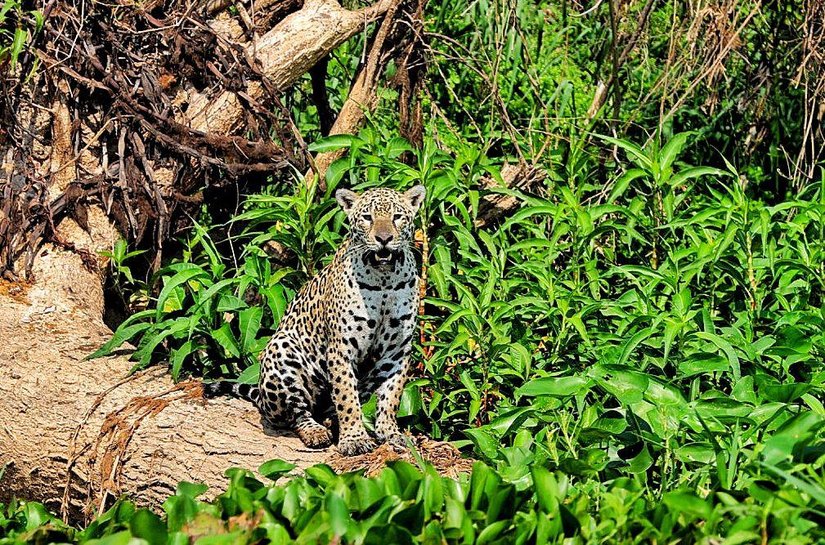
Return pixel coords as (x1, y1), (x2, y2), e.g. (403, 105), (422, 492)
(258, 337), (332, 449)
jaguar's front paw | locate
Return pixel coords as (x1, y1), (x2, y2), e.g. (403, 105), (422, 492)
(377, 431), (409, 451)
(337, 432), (378, 456)
(296, 420), (333, 449)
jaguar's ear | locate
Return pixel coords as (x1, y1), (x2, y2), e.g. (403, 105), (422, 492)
(403, 184), (426, 213)
(335, 188), (359, 213)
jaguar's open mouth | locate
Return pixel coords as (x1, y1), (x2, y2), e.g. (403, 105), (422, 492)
(370, 248), (396, 266)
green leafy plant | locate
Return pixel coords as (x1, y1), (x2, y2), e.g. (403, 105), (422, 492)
(91, 132), (824, 509)
(8, 0), (825, 540)
(0, 0), (43, 73)
(4, 453), (825, 545)
(89, 222), (281, 381)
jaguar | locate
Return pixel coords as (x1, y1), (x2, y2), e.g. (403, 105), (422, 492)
(205, 184), (426, 456)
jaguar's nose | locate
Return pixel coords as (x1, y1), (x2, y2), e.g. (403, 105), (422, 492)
(375, 234), (394, 247)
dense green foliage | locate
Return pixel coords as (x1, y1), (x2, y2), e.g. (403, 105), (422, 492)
(11, 0), (825, 542)
(86, 132), (825, 543)
(3, 454), (824, 544)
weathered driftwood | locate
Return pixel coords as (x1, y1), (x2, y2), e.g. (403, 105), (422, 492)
(0, 227), (469, 522)
(0, 244), (329, 521)
(475, 164), (548, 228)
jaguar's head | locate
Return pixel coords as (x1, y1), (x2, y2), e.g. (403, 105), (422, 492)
(335, 185), (426, 266)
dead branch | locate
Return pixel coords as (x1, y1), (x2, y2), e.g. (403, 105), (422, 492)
(185, 0), (398, 135)
(475, 164), (548, 229)
(310, 0), (427, 185)
(0, 0), (410, 277)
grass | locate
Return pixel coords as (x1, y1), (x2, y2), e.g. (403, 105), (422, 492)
(0, 0), (42, 74)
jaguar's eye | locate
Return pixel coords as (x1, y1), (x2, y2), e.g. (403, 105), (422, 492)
(361, 214), (372, 222)
(393, 213), (404, 222)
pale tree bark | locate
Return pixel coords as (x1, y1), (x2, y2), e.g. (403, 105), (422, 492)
(0, 237), (328, 521)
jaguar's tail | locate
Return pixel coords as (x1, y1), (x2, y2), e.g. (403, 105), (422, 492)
(203, 381), (260, 404)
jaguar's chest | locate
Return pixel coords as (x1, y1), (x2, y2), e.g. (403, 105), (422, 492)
(331, 264), (414, 347)
(351, 275), (416, 319)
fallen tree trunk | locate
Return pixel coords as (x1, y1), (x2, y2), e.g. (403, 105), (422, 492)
(0, 224), (329, 521)
(475, 164), (548, 228)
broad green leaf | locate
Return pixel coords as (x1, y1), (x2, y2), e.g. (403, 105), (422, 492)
(531, 465), (558, 513)
(662, 491), (711, 519)
(170, 340), (197, 381)
(308, 134), (362, 152)
(675, 443), (715, 464)
(516, 376), (591, 398)
(176, 481), (209, 498)
(155, 267), (209, 320)
(693, 332), (741, 380)
(83, 530), (134, 545)
(236, 363), (260, 384)
(216, 293), (246, 312)
(596, 135), (653, 171)
(129, 509), (167, 545)
(590, 365), (649, 405)
(87, 319), (153, 359)
(658, 132), (693, 173)
(627, 444), (653, 474)
(464, 428), (500, 460)
(608, 168), (647, 203)
(9, 28), (26, 67)
(238, 307), (263, 353)
(325, 157), (350, 189)
(616, 327), (654, 366)
(212, 322), (241, 359)
(133, 318), (191, 368)
(419, 465), (444, 518)
(762, 411), (821, 465)
(476, 520), (508, 545)
(258, 459), (296, 480)
(387, 137), (414, 158)
(669, 166), (729, 188)
(678, 353), (729, 378)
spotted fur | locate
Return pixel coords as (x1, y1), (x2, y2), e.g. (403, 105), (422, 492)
(206, 185), (426, 456)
